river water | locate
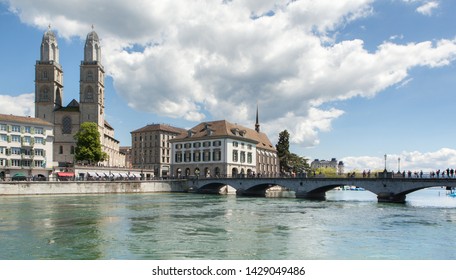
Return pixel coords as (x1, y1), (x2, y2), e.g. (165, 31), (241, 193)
(1, 188), (455, 260)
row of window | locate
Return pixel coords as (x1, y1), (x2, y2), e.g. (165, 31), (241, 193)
(0, 124), (45, 135)
(175, 141), (222, 150)
(232, 150), (253, 164)
(0, 159), (45, 168)
(0, 147), (46, 157)
(175, 150), (222, 163)
(134, 156), (171, 165)
(134, 133), (175, 142)
(0, 134), (46, 144)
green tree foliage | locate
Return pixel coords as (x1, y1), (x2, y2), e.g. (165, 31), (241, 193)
(275, 130), (310, 175)
(74, 122), (108, 164)
(276, 130), (290, 173)
(287, 152), (310, 174)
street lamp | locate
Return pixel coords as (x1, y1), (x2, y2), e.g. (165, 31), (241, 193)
(384, 154), (387, 172)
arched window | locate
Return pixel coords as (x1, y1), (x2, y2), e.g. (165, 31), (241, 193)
(59, 146), (63, 154)
(62, 116), (72, 134)
(87, 71), (93, 81)
(85, 87), (94, 101)
(40, 87), (49, 101)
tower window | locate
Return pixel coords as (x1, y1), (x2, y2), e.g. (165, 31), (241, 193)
(87, 71), (93, 82)
(85, 87), (94, 102)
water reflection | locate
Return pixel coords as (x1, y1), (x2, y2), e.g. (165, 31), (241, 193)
(0, 190), (456, 259)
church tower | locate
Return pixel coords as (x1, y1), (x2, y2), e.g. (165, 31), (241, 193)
(79, 28), (105, 132)
(35, 26), (64, 123)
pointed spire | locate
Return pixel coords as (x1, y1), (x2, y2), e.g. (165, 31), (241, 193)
(255, 103), (260, 133)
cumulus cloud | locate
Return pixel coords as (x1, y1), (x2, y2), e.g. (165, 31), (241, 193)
(0, 93), (35, 116)
(416, 1), (439, 16)
(342, 148), (456, 172)
(4, 0), (456, 148)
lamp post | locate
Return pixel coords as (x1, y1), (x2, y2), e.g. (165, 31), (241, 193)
(384, 154), (387, 172)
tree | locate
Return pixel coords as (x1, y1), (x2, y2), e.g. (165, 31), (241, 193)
(287, 152), (310, 175)
(276, 130), (291, 173)
(74, 122), (108, 164)
(276, 130), (310, 175)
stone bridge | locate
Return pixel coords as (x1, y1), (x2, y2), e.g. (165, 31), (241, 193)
(189, 177), (456, 203)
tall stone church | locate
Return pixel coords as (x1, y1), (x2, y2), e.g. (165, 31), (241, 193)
(35, 27), (125, 167)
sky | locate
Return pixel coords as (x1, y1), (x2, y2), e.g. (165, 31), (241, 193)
(1, 0), (456, 172)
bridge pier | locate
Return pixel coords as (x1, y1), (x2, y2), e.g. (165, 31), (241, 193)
(295, 191), (326, 201)
(377, 192), (406, 203)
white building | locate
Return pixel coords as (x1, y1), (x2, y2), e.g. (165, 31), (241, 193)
(170, 120), (279, 178)
(0, 114), (54, 180)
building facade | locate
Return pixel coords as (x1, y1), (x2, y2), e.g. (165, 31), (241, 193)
(34, 27), (125, 168)
(0, 114), (54, 180)
(310, 158), (344, 175)
(170, 120), (279, 178)
(131, 124), (187, 178)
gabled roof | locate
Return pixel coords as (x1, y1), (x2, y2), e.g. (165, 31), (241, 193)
(172, 120), (277, 152)
(0, 113), (53, 127)
(131, 123), (187, 135)
(55, 99), (80, 112)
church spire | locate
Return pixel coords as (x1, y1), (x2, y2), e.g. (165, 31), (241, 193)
(255, 104), (260, 133)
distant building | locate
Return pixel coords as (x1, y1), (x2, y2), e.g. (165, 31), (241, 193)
(311, 158), (344, 175)
(170, 119), (279, 178)
(119, 146), (132, 168)
(0, 114), (54, 180)
(130, 124), (187, 178)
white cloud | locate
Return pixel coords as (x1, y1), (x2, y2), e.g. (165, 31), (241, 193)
(0, 93), (35, 116)
(416, 1), (439, 16)
(3, 0), (456, 149)
(342, 148), (456, 172)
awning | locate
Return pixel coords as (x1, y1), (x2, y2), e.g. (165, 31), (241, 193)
(57, 172), (74, 177)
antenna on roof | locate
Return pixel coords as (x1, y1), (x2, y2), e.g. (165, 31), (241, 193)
(255, 103), (260, 133)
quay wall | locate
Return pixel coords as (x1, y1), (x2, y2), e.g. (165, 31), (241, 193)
(0, 180), (188, 196)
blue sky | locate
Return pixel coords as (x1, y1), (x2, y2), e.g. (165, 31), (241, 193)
(1, 0), (456, 172)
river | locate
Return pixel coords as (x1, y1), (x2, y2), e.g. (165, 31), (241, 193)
(0, 188), (455, 260)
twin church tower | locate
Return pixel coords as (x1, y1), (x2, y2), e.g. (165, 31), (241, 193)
(34, 27), (125, 167)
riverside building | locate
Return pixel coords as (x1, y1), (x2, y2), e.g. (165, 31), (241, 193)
(34, 27), (125, 168)
(0, 114), (54, 180)
(131, 124), (187, 178)
(170, 119), (279, 178)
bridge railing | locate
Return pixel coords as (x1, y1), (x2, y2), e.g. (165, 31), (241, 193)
(190, 171), (456, 180)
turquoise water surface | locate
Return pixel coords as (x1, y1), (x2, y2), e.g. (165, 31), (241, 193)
(0, 188), (455, 259)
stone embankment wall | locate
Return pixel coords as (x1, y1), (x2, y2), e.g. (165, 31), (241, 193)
(0, 180), (188, 196)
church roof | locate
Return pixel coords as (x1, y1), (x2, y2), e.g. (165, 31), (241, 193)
(172, 120), (277, 152)
(54, 99), (80, 112)
(86, 30), (100, 43)
(42, 28), (57, 45)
